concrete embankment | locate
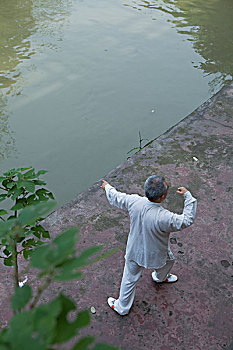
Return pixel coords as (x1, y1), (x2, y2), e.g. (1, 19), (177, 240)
(1, 83), (233, 349)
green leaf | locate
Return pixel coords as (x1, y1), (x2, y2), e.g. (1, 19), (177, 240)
(53, 244), (114, 282)
(33, 298), (61, 345)
(31, 229), (41, 239)
(30, 245), (51, 269)
(7, 215), (16, 220)
(0, 210), (8, 215)
(91, 248), (119, 264)
(6, 182), (15, 189)
(17, 236), (26, 243)
(23, 249), (33, 259)
(72, 336), (95, 350)
(2, 179), (9, 188)
(92, 344), (118, 350)
(22, 238), (37, 248)
(36, 189), (50, 202)
(3, 248), (10, 256)
(18, 167), (33, 171)
(17, 201), (56, 226)
(54, 271), (82, 281)
(74, 310), (90, 330)
(30, 227), (77, 270)
(23, 169), (36, 179)
(4, 255), (14, 266)
(31, 225), (50, 239)
(47, 192), (55, 200)
(17, 181), (35, 193)
(26, 194), (36, 205)
(0, 219), (17, 237)
(7, 311), (46, 350)
(0, 176), (5, 182)
(36, 170), (48, 176)
(41, 229), (50, 239)
(33, 180), (46, 186)
(0, 327), (8, 339)
(61, 246), (103, 271)
(52, 295), (90, 344)
(4, 244), (13, 254)
(10, 202), (24, 211)
(11, 188), (24, 200)
(53, 227), (78, 251)
(3, 169), (17, 177)
(0, 194), (7, 203)
(11, 285), (32, 310)
(36, 189), (48, 195)
(7, 185), (17, 197)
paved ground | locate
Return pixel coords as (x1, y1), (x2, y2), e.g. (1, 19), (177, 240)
(1, 83), (233, 349)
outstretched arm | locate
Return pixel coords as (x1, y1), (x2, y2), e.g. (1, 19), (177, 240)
(159, 187), (197, 232)
(101, 180), (139, 210)
(100, 180), (110, 191)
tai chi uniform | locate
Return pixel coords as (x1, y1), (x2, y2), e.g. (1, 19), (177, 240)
(105, 184), (197, 315)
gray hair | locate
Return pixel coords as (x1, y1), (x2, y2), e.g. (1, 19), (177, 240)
(144, 175), (167, 201)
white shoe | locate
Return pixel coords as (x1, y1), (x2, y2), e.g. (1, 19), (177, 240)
(107, 297), (117, 312)
(107, 297), (129, 316)
(152, 272), (178, 283)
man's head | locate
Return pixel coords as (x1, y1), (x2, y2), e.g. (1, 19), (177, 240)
(144, 175), (169, 202)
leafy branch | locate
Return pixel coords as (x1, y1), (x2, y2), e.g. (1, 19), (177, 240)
(127, 131), (149, 155)
(0, 167), (55, 272)
(0, 201), (118, 350)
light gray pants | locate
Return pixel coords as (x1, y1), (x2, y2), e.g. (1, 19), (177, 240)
(114, 258), (174, 315)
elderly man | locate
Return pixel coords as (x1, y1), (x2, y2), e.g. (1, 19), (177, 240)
(101, 175), (197, 316)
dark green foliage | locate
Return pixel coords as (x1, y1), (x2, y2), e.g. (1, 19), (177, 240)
(0, 167), (55, 266)
(0, 199), (118, 349)
(1, 293), (118, 349)
(71, 336), (95, 350)
(11, 285), (32, 310)
(71, 338), (118, 350)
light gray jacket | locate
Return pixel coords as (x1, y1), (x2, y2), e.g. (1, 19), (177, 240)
(105, 184), (197, 269)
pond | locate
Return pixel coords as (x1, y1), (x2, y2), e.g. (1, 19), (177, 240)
(0, 0), (232, 205)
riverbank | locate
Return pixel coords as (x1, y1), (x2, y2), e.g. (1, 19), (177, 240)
(1, 83), (233, 349)
(45, 83), (232, 349)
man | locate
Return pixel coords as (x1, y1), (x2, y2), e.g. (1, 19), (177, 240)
(101, 175), (197, 316)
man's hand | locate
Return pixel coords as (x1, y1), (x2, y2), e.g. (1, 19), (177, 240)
(176, 187), (188, 195)
(101, 180), (110, 190)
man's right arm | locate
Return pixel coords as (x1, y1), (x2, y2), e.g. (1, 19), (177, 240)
(158, 189), (197, 233)
(101, 180), (139, 211)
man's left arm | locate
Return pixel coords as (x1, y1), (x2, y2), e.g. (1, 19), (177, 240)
(159, 188), (197, 232)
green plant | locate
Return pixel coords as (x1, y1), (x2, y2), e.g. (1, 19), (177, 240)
(0, 201), (118, 350)
(127, 131), (149, 155)
(0, 167), (55, 281)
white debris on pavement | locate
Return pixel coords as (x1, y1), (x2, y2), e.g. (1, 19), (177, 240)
(18, 276), (28, 288)
(91, 306), (96, 314)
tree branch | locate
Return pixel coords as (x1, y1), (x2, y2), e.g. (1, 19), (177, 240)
(29, 272), (54, 310)
(12, 242), (19, 291)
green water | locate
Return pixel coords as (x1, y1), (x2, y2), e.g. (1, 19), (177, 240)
(0, 0), (232, 205)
